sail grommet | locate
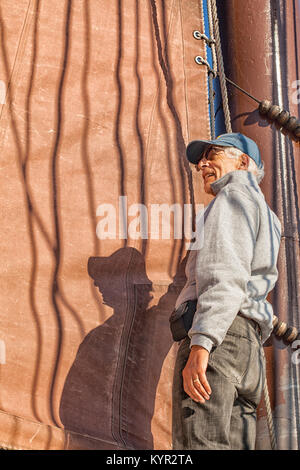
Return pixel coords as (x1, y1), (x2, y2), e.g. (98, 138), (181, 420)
(193, 30), (202, 40)
(195, 55), (204, 66)
(194, 56), (217, 78)
(193, 30), (215, 47)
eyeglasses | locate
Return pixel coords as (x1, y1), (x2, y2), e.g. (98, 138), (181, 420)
(202, 145), (224, 159)
(194, 146), (224, 169)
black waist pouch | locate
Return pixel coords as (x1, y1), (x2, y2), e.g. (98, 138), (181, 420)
(169, 299), (197, 342)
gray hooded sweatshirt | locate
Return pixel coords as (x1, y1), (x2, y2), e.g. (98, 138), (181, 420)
(175, 170), (281, 352)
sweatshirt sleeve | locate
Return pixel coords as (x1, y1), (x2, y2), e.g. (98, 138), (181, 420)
(188, 187), (259, 352)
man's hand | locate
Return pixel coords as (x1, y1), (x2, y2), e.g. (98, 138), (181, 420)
(182, 345), (212, 403)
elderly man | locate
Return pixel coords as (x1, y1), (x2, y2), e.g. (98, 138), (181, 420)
(171, 133), (281, 450)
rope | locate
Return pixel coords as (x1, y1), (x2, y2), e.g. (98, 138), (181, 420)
(206, 0), (217, 140)
(206, 0), (217, 76)
(208, 71), (215, 139)
(194, 58), (216, 138)
(209, 0), (232, 133)
(194, 1), (300, 144)
(262, 314), (300, 450)
(225, 76), (260, 104)
(263, 378), (278, 450)
(193, 53), (261, 105)
(193, 57), (300, 143)
(194, 0), (218, 139)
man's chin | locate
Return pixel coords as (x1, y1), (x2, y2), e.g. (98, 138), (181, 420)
(204, 183), (214, 195)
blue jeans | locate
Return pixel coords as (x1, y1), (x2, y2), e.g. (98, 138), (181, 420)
(172, 314), (266, 450)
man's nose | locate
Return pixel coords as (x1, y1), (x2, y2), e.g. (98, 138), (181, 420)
(196, 158), (209, 171)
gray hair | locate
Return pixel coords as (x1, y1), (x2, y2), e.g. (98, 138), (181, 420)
(223, 146), (265, 184)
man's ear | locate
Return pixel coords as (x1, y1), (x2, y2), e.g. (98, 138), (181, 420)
(239, 154), (250, 170)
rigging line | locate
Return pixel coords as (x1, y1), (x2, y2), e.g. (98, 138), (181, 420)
(205, 0), (216, 139)
(263, 379), (278, 450)
(209, 0), (232, 133)
(195, 57), (300, 141)
(195, 55), (262, 105)
(208, 72), (215, 139)
(224, 75), (261, 104)
(205, 0), (217, 74)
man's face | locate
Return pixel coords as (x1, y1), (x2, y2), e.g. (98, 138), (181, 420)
(196, 146), (241, 195)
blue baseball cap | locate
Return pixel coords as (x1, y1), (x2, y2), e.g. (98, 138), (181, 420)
(186, 132), (263, 169)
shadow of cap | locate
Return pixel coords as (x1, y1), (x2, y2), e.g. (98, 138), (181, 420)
(88, 247), (152, 285)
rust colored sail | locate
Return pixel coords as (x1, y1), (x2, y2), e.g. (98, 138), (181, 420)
(0, 0), (211, 449)
(0, 0), (299, 451)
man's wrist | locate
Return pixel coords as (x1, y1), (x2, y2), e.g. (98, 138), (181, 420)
(190, 334), (214, 353)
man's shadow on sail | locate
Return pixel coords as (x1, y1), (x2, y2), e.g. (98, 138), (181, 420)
(59, 246), (187, 449)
